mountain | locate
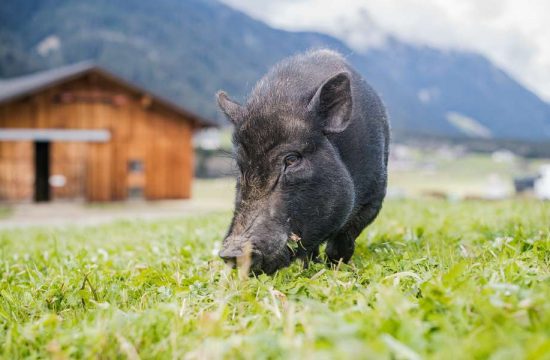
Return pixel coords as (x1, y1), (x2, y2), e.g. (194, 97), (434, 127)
(1, 0), (550, 141)
(0, 0), (343, 122)
(351, 40), (550, 140)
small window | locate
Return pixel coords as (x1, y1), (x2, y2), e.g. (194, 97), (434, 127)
(128, 159), (144, 173)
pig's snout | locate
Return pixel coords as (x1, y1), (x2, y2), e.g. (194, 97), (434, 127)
(219, 240), (263, 272)
(218, 247), (242, 266)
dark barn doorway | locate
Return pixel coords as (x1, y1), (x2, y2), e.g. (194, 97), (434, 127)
(34, 141), (51, 202)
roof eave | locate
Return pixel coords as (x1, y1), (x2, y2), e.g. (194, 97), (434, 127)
(0, 63), (218, 129)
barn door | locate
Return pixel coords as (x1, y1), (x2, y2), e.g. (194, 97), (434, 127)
(34, 141), (51, 202)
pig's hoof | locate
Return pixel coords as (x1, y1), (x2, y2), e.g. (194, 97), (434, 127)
(300, 255), (324, 270)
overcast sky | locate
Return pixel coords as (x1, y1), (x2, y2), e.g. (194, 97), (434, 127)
(221, 0), (550, 102)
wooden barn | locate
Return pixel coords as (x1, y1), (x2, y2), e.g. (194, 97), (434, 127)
(0, 62), (214, 202)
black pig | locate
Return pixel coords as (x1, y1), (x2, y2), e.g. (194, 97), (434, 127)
(217, 49), (389, 274)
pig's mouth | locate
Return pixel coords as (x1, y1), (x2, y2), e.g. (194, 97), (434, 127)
(286, 232), (305, 257)
(244, 232), (300, 275)
(254, 241), (293, 275)
(221, 233), (301, 275)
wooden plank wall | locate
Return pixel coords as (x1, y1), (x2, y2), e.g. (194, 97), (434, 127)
(51, 142), (88, 200)
(0, 141), (33, 201)
(144, 109), (193, 199)
(0, 73), (194, 202)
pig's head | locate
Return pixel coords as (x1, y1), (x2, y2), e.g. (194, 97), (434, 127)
(216, 72), (355, 274)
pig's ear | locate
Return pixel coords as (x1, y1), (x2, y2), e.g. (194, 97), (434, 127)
(307, 72), (352, 134)
(217, 91), (243, 124)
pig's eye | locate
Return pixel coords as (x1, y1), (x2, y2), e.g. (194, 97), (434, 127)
(284, 153), (301, 168)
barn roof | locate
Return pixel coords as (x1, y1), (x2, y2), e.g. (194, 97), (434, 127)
(0, 62), (216, 128)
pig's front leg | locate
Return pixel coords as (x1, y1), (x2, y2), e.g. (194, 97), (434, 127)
(299, 246), (322, 269)
(325, 231), (355, 264)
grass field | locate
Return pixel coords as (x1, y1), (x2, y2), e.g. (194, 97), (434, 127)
(389, 149), (549, 198)
(0, 199), (549, 359)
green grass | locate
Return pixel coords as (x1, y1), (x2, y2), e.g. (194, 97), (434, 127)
(0, 199), (549, 359)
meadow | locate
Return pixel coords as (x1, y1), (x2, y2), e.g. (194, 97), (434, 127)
(0, 198), (549, 359)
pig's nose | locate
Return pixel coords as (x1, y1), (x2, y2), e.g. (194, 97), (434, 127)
(219, 247), (243, 267)
(219, 247), (263, 272)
